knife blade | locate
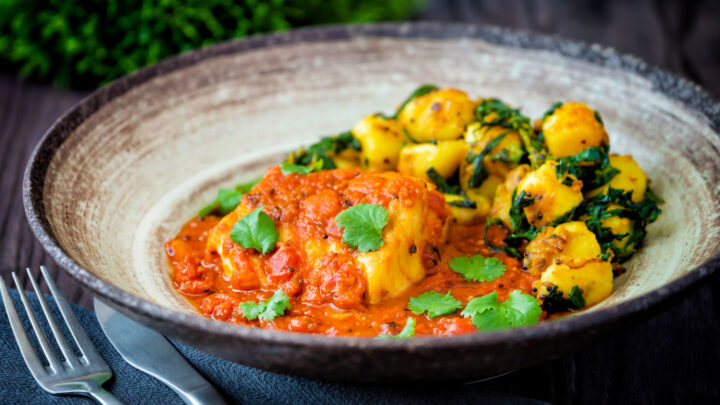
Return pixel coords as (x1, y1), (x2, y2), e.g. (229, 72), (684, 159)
(94, 298), (226, 405)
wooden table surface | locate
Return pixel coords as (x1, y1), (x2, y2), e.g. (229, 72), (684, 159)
(1, 0), (719, 403)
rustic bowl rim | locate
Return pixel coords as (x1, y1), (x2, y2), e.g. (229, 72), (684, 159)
(22, 22), (720, 351)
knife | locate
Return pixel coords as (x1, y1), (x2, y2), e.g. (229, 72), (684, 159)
(94, 298), (226, 405)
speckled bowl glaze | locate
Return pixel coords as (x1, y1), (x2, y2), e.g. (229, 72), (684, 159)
(23, 23), (720, 381)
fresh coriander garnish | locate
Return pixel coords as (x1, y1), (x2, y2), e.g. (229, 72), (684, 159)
(239, 289), (291, 321)
(407, 291), (462, 318)
(230, 205), (279, 254)
(334, 203), (389, 252)
(449, 255), (506, 282)
(375, 318), (416, 340)
(198, 178), (260, 217)
(461, 290), (542, 331)
(281, 159), (324, 175)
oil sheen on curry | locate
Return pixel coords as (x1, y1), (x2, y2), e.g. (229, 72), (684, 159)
(165, 86), (662, 338)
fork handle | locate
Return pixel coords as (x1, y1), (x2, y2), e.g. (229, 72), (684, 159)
(85, 381), (123, 405)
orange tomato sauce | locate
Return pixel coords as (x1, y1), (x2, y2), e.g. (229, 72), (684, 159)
(165, 168), (539, 337)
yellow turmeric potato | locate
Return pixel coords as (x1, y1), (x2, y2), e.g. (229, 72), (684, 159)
(330, 148), (361, 169)
(536, 259), (613, 307)
(515, 161), (584, 228)
(491, 164), (531, 227)
(524, 221), (603, 275)
(461, 122), (525, 181)
(397, 88), (477, 142)
(351, 114), (409, 171)
(470, 174), (504, 202)
(596, 203), (639, 262)
(542, 102), (609, 157)
(397, 140), (469, 181)
(444, 174), (502, 224)
(444, 193), (492, 224)
(589, 155), (648, 203)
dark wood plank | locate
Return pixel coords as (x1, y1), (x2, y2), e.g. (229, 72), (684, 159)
(0, 76), (91, 307)
(419, 0), (720, 97)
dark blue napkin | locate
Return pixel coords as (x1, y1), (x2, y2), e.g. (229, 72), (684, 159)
(0, 289), (546, 404)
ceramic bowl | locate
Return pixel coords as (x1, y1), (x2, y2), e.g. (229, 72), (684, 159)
(24, 23), (720, 381)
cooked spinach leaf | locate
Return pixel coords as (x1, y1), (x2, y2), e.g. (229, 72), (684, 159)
(466, 130), (511, 188)
(388, 84), (439, 119)
(287, 131), (360, 170)
(574, 187), (662, 262)
(542, 101), (563, 121)
(541, 285), (586, 314)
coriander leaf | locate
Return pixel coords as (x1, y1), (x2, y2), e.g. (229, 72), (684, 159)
(261, 290), (291, 321)
(462, 290), (542, 332)
(281, 159), (324, 175)
(502, 290), (542, 327)
(461, 291), (499, 318)
(471, 305), (508, 331)
(239, 301), (265, 321)
(375, 318), (416, 340)
(239, 289), (291, 321)
(197, 178), (261, 217)
(230, 206), (278, 254)
(408, 291), (462, 318)
(449, 255), (506, 282)
(215, 188), (245, 214)
(335, 203), (389, 252)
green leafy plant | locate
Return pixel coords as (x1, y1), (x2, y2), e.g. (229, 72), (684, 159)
(448, 255), (506, 282)
(287, 131), (361, 170)
(335, 203), (388, 252)
(230, 205), (279, 254)
(575, 186), (661, 262)
(387, 83), (438, 119)
(540, 285), (585, 313)
(461, 290), (542, 331)
(0, 0), (424, 88)
(375, 318), (415, 339)
(281, 159), (324, 175)
(198, 178), (260, 217)
(239, 289), (291, 321)
(407, 291), (461, 318)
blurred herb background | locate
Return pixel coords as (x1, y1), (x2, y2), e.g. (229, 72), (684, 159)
(0, 0), (424, 88)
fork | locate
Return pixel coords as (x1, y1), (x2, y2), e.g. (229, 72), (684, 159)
(0, 266), (121, 404)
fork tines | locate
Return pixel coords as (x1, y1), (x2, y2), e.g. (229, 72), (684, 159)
(0, 266), (104, 375)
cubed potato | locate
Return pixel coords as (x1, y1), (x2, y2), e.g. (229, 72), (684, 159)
(352, 114), (408, 170)
(462, 122), (525, 179)
(536, 259), (613, 307)
(524, 221), (603, 275)
(515, 161), (584, 228)
(331, 148), (361, 169)
(595, 203), (638, 262)
(397, 140), (469, 180)
(589, 154), (648, 203)
(490, 164), (531, 227)
(542, 102), (609, 157)
(397, 88), (477, 142)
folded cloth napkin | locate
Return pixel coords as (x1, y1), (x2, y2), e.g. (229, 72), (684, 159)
(0, 289), (546, 404)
